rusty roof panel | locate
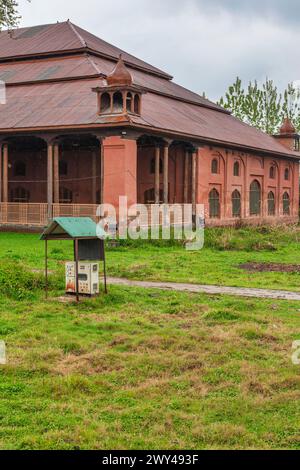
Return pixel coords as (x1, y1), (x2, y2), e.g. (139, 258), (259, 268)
(0, 54), (224, 112)
(0, 77), (297, 158)
(0, 55), (98, 84)
(0, 21), (170, 78)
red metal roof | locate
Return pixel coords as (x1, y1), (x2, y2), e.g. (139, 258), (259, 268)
(0, 22), (298, 159)
(0, 21), (170, 78)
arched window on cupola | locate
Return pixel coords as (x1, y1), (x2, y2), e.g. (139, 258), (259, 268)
(100, 92), (111, 114)
(126, 92), (133, 112)
(113, 92), (123, 113)
(134, 94), (140, 114)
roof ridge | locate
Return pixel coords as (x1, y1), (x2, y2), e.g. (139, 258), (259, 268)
(85, 54), (102, 75)
(67, 21), (88, 48)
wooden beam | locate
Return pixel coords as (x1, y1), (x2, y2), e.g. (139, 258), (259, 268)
(184, 150), (189, 204)
(163, 144), (169, 204)
(0, 143), (2, 203)
(53, 143), (59, 204)
(100, 142), (104, 206)
(192, 150), (197, 216)
(2, 143), (8, 203)
(155, 146), (160, 204)
(47, 142), (53, 220)
(92, 150), (97, 204)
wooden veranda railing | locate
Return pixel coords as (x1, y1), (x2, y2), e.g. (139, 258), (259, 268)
(0, 203), (188, 228)
(0, 203), (99, 227)
(0, 203), (48, 226)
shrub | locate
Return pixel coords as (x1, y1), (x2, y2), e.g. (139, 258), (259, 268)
(0, 260), (44, 300)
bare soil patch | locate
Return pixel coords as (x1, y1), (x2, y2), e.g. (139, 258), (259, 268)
(239, 262), (300, 273)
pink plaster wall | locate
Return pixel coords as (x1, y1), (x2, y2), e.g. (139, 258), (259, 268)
(197, 146), (299, 226)
(103, 136), (137, 208)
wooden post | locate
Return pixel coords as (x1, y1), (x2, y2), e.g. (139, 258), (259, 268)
(163, 144), (169, 204)
(103, 242), (107, 294)
(184, 150), (189, 204)
(45, 239), (48, 300)
(155, 146), (160, 204)
(92, 150), (97, 204)
(0, 143), (2, 203)
(2, 143), (8, 203)
(192, 150), (197, 218)
(47, 142), (53, 220)
(75, 238), (79, 303)
(53, 142), (59, 204)
(100, 141), (104, 206)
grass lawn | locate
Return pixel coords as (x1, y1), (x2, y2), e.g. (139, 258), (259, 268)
(0, 228), (299, 449)
(1, 225), (300, 291)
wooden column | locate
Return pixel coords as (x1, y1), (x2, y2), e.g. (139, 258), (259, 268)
(100, 141), (104, 205)
(0, 143), (2, 203)
(155, 146), (160, 204)
(184, 150), (190, 203)
(163, 144), (169, 204)
(53, 142), (59, 204)
(92, 150), (97, 204)
(2, 143), (8, 203)
(47, 142), (53, 220)
(192, 150), (197, 216)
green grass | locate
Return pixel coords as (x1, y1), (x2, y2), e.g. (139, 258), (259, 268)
(1, 226), (300, 291)
(0, 228), (300, 449)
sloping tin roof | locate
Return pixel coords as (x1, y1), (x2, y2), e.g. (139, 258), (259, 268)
(40, 217), (106, 239)
(0, 21), (298, 159)
(0, 21), (170, 78)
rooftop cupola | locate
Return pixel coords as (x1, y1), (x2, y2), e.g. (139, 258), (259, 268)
(106, 54), (133, 86)
(274, 117), (299, 152)
(92, 55), (146, 118)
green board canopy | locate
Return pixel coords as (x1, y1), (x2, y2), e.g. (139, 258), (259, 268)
(40, 217), (106, 240)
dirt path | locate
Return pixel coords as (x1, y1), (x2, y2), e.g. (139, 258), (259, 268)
(107, 277), (300, 301)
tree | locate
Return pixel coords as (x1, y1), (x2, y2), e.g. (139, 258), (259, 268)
(0, 0), (21, 30)
(218, 77), (300, 135)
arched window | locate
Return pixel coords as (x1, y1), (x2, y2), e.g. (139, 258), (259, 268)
(11, 186), (30, 203)
(284, 168), (290, 181)
(144, 188), (163, 204)
(233, 161), (240, 177)
(209, 188), (220, 218)
(283, 192), (290, 215)
(211, 159), (218, 174)
(268, 191), (275, 216)
(59, 187), (73, 203)
(232, 190), (241, 218)
(126, 92), (133, 113)
(14, 161), (26, 177)
(269, 166), (275, 179)
(113, 92), (123, 113)
(100, 92), (111, 113)
(134, 94), (140, 114)
(250, 180), (261, 216)
(150, 157), (163, 174)
(59, 160), (68, 176)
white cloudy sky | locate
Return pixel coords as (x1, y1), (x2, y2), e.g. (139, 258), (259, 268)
(18, 0), (300, 101)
